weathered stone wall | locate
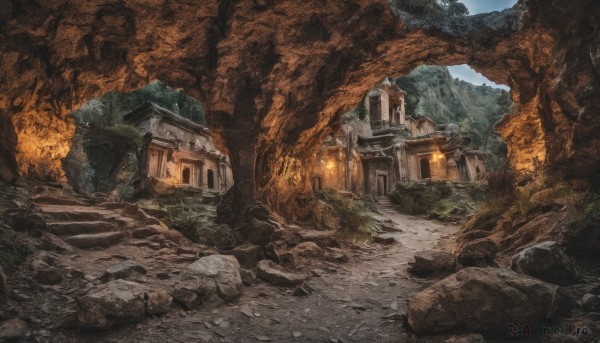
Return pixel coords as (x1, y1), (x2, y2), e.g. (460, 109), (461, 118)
(1, 0), (598, 218)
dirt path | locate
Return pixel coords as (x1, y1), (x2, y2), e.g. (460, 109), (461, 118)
(68, 212), (458, 343)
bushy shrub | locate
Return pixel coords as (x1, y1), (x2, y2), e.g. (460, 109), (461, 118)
(484, 163), (517, 196)
(0, 224), (30, 270)
(566, 192), (600, 234)
(172, 212), (214, 244)
(316, 189), (378, 237)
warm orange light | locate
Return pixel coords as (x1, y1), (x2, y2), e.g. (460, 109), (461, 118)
(326, 160), (335, 170)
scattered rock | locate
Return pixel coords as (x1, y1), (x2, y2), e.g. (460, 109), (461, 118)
(77, 279), (171, 329)
(293, 282), (314, 296)
(239, 268), (257, 285)
(174, 255), (242, 308)
(326, 248), (349, 263)
(373, 236), (396, 245)
(222, 243), (265, 268)
(457, 238), (497, 267)
(582, 294), (600, 312)
(0, 265), (7, 294)
(280, 242), (326, 266)
(408, 250), (456, 276)
(511, 241), (581, 286)
(34, 267), (62, 285)
(100, 260), (147, 283)
(0, 319), (28, 341)
(382, 313), (405, 321)
(156, 272), (170, 280)
(293, 331), (302, 337)
(256, 260), (305, 286)
(445, 334), (486, 343)
(172, 289), (200, 310)
(407, 268), (558, 335)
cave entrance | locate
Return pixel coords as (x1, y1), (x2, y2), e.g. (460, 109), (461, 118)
(207, 169), (215, 189)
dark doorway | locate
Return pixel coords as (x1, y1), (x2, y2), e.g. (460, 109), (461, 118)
(420, 158), (431, 179)
(312, 176), (322, 191)
(207, 169), (214, 189)
(182, 167), (191, 184)
(369, 95), (381, 122)
(377, 175), (387, 196)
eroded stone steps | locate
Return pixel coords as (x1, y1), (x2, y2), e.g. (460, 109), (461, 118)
(47, 221), (117, 236)
(64, 231), (127, 249)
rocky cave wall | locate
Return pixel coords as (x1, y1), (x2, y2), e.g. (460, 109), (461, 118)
(1, 0), (599, 218)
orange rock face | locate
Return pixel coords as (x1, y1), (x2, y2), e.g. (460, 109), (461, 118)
(0, 0), (598, 216)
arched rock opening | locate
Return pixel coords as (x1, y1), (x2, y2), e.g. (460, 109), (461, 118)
(1, 0), (598, 219)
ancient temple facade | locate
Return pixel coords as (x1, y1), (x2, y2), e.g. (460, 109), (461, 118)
(124, 101), (233, 193)
(311, 78), (486, 196)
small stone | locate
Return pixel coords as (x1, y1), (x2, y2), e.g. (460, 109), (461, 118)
(100, 260), (147, 283)
(256, 260), (306, 286)
(34, 267), (62, 285)
(293, 282), (314, 296)
(373, 236), (396, 245)
(239, 268), (257, 285)
(241, 306), (254, 317)
(390, 301), (398, 310)
(156, 272), (170, 280)
(293, 331), (302, 337)
(255, 335), (271, 341)
(382, 312), (406, 321)
(310, 269), (324, 277)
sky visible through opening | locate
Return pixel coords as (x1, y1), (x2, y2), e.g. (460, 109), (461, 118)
(446, 0), (517, 90)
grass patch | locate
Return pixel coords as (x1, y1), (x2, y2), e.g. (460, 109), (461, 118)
(315, 189), (379, 238)
(172, 211), (214, 244)
(0, 224), (31, 270)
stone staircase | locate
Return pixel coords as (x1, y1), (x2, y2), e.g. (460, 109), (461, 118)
(375, 196), (398, 214)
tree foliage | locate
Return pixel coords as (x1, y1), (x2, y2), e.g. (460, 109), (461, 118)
(72, 80), (206, 127)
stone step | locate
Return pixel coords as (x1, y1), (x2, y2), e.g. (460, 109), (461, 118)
(64, 231), (126, 249)
(40, 207), (104, 222)
(47, 221), (117, 236)
(33, 196), (89, 206)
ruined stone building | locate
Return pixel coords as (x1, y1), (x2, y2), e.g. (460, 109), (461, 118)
(311, 79), (485, 196)
(124, 101), (233, 193)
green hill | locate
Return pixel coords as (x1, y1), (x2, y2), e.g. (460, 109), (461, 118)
(395, 65), (513, 161)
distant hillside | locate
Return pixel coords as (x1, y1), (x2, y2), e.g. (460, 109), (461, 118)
(72, 80), (206, 127)
(395, 65), (513, 161)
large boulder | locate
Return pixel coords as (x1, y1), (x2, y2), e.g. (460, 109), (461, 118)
(280, 242), (326, 267)
(407, 268), (559, 335)
(511, 241), (581, 286)
(0, 319), (28, 341)
(409, 250), (456, 276)
(173, 255), (242, 308)
(256, 260), (306, 286)
(457, 238), (497, 267)
(0, 265), (7, 294)
(77, 279), (172, 329)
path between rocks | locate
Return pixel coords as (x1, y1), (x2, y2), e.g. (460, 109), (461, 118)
(63, 210), (457, 342)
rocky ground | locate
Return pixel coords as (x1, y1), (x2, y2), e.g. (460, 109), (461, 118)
(2, 181), (600, 343)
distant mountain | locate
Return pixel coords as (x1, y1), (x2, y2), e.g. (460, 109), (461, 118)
(395, 65), (513, 160)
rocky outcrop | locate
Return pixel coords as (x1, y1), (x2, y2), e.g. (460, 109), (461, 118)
(1, 0), (599, 217)
(511, 241), (581, 286)
(407, 268), (559, 335)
